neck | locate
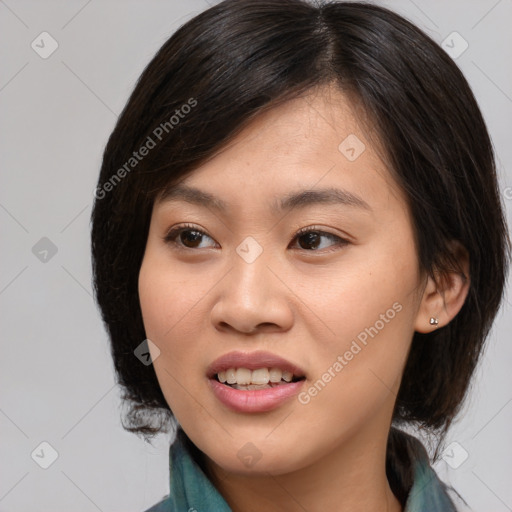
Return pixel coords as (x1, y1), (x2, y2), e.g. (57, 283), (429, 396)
(204, 426), (403, 512)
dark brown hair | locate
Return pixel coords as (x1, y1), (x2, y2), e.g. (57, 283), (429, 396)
(91, 0), (510, 504)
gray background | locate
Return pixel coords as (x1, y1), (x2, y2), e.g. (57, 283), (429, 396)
(1, 1), (511, 511)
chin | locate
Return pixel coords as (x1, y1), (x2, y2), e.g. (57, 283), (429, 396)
(201, 436), (310, 477)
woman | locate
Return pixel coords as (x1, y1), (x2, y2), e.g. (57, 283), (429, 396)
(90, 1), (510, 510)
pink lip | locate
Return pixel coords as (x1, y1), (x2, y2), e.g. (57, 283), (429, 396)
(206, 350), (306, 379)
(207, 351), (306, 413)
(209, 378), (305, 413)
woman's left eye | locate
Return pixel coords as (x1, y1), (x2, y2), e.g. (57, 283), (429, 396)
(289, 228), (348, 252)
(163, 225), (348, 252)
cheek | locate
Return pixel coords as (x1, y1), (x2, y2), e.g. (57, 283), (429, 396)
(138, 253), (214, 414)
(296, 239), (420, 409)
(294, 288), (415, 453)
(138, 253), (210, 341)
(298, 240), (419, 350)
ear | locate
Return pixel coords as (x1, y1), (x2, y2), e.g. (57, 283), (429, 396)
(414, 241), (470, 333)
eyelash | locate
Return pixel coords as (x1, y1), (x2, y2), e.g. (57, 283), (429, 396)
(162, 223), (349, 253)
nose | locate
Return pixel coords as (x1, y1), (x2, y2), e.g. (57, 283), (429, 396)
(210, 247), (294, 335)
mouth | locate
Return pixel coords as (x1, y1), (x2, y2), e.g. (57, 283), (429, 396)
(207, 351), (306, 412)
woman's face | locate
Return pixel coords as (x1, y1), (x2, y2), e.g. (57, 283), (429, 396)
(138, 86), (428, 476)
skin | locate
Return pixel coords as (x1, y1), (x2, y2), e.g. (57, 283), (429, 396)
(138, 85), (469, 512)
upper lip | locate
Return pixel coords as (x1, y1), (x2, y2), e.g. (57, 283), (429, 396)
(207, 351), (306, 379)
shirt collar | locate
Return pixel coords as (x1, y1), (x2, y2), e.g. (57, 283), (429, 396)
(403, 439), (458, 512)
(146, 429), (457, 512)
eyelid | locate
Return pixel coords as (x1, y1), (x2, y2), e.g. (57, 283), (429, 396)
(293, 225), (349, 241)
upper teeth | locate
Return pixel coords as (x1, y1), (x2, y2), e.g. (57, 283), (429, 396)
(217, 367), (294, 385)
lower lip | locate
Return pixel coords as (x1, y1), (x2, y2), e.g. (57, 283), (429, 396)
(209, 378), (305, 413)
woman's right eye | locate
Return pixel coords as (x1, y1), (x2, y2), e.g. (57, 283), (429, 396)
(163, 224), (217, 250)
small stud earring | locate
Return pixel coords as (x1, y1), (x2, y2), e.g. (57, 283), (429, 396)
(429, 317), (439, 327)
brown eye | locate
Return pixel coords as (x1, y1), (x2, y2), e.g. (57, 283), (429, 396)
(179, 229), (204, 248)
(297, 231), (322, 250)
(163, 224), (217, 250)
(291, 228), (348, 252)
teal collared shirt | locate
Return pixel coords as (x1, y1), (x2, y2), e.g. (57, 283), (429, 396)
(144, 432), (459, 512)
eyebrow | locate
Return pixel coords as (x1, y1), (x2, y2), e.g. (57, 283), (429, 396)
(158, 184), (371, 214)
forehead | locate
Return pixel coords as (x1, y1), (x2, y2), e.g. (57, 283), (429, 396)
(154, 86), (403, 216)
